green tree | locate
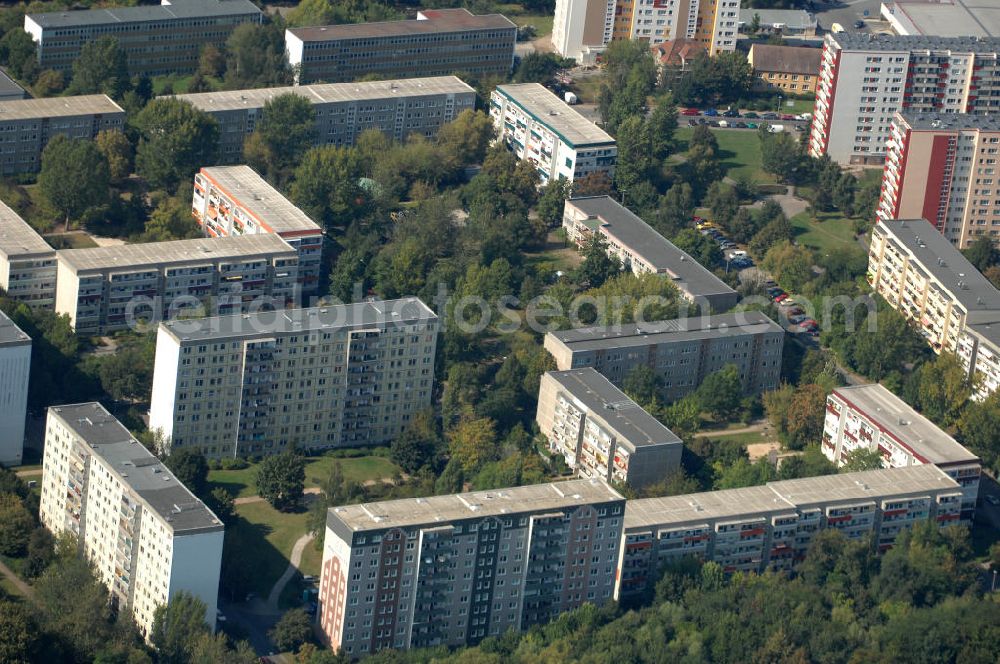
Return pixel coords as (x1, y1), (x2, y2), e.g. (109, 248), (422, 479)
(673, 228), (722, 267)
(907, 352), (973, 427)
(0, 599), (39, 663)
(962, 236), (998, 271)
(141, 196), (201, 242)
(842, 447), (885, 472)
(575, 233), (621, 288)
(696, 364), (743, 420)
(269, 608), (313, 652)
(197, 44), (226, 78)
(0, 29), (38, 82)
(247, 93), (317, 183)
(133, 99), (219, 190)
(535, 177), (571, 228)
(32, 69), (65, 97)
(759, 128), (804, 183)
(622, 365), (662, 407)
(150, 591), (210, 664)
(68, 36), (128, 98)
(762, 240), (814, 291)
(38, 136), (110, 226)
(163, 449), (209, 496)
(255, 451), (306, 512)
(390, 409), (442, 474)
(94, 130), (133, 183)
(957, 393), (1000, 474)
(0, 493), (33, 556)
(187, 632), (257, 664)
(286, 0), (337, 27)
(513, 52), (570, 84)
(435, 109), (495, 171)
(434, 457), (465, 494)
(290, 145), (366, 226)
(704, 181), (739, 228)
(650, 182), (694, 237)
(447, 414), (498, 474)
(224, 22), (291, 89)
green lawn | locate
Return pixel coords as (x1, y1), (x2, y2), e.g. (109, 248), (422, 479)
(790, 211), (859, 254)
(232, 501), (311, 597)
(208, 453), (401, 498)
(43, 232), (99, 250)
(777, 98), (815, 115)
(497, 4), (554, 37)
(151, 74), (223, 95)
(208, 465), (260, 498)
(675, 127), (776, 184)
(700, 430), (777, 446)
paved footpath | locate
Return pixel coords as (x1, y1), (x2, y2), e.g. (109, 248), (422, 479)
(0, 559), (34, 600)
(266, 533), (315, 613)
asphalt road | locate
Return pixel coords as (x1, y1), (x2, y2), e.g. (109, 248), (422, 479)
(809, 0), (885, 32)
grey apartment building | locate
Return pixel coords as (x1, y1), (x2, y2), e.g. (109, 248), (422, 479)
(536, 369), (682, 489)
(0, 94), (124, 176)
(174, 76), (476, 162)
(563, 196), (738, 312)
(0, 200), (56, 309)
(54, 234), (299, 335)
(24, 0), (262, 77)
(318, 479), (625, 656)
(285, 9), (516, 84)
(544, 312), (784, 401)
(148, 298), (438, 458)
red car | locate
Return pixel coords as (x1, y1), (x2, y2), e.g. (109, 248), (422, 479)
(801, 319), (818, 329)
(681, 108), (700, 116)
(780, 114), (796, 121)
(774, 293), (789, 303)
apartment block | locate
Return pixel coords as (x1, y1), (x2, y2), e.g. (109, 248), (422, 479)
(879, 113), (1000, 248)
(286, 9), (516, 85)
(537, 369), (682, 489)
(318, 479), (625, 656)
(24, 0), (261, 76)
(957, 321), (1000, 399)
(808, 34), (1000, 165)
(823, 384), (980, 521)
(0, 200), (57, 309)
(562, 196), (737, 312)
(867, 218), (1000, 361)
(54, 234), (299, 335)
(490, 83), (617, 184)
(192, 166), (322, 292)
(748, 44), (822, 95)
(618, 465), (963, 599)
(0, 94), (125, 176)
(39, 403), (224, 639)
(148, 298), (438, 459)
(174, 76), (476, 162)
(544, 312), (783, 401)
(0, 311), (30, 467)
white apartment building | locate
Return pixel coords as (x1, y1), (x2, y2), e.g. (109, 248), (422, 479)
(618, 465), (963, 599)
(809, 34), (1000, 165)
(0, 199), (57, 309)
(552, 0), (615, 63)
(0, 311), (30, 467)
(536, 369), (683, 489)
(490, 83), (617, 184)
(822, 384), (981, 522)
(957, 322), (1000, 399)
(148, 298), (438, 459)
(54, 234), (299, 335)
(39, 403), (224, 639)
(318, 479), (625, 656)
(192, 166), (323, 292)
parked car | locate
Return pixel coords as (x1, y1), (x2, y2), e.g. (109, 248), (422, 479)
(766, 287), (783, 296)
(681, 108), (700, 116)
(723, 108), (740, 117)
(780, 298), (797, 307)
(787, 306), (804, 316)
(802, 318), (818, 329)
(761, 112), (779, 120)
(780, 114), (796, 121)
(789, 314), (807, 324)
(774, 293), (789, 303)
(854, 20), (865, 29)
(743, 112), (759, 119)
(729, 249), (748, 257)
(746, 122), (759, 129)
(687, 119), (698, 126)
(698, 118), (709, 124)
(710, 120), (721, 127)
(735, 122), (748, 128)
(703, 108), (719, 116)
(720, 241), (735, 249)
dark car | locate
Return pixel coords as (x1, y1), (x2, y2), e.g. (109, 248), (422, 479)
(854, 20), (865, 29)
(688, 119), (698, 126)
(698, 118), (709, 124)
(761, 112), (779, 120)
(703, 108), (719, 116)
(735, 122), (748, 128)
(723, 108), (740, 117)
(743, 112), (759, 119)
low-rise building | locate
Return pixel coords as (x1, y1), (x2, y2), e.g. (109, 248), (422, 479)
(618, 465), (963, 599)
(0, 94), (125, 176)
(39, 403), (224, 639)
(822, 384), (981, 521)
(739, 9), (818, 36)
(286, 9), (516, 85)
(0, 311), (30, 466)
(562, 196), (737, 312)
(544, 312), (784, 401)
(747, 44), (822, 95)
(149, 298), (438, 458)
(881, 0), (1000, 39)
(536, 369), (682, 489)
(173, 76), (476, 163)
(0, 70), (26, 101)
(490, 83), (616, 184)
(318, 479), (625, 656)
(0, 200), (57, 309)
(192, 166), (322, 292)
(54, 234), (299, 335)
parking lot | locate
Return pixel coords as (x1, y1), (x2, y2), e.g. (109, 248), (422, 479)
(680, 107), (811, 132)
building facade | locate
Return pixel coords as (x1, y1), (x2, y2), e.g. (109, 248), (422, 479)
(562, 196), (737, 312)
(39, 403), (224, 639)
(148, 298), (438, 459)
(173, 76), (476, 163)
(0, 94), (125, 176)
(0, 200), (57, 309)
(748, 44), (822, 95)
(822, 384), (981, 522)
(0, 311), (30, 467)
(318, 479), (625, 656)
(878, 113), (1000, 248)
(24, 0), (261, 76)
(192, 166), (323, 292)
(957, 322), (1000, 400)
(536, 369), (683, 489)
(543, 312), (784, 401)
(490, 83), (617, 184)
(286, 9), (516, 85)
(618, 465), (963, 599)
(808, 34), (1000, 165)
(552, 0), (615, 63)
(54, 234), (299, 335)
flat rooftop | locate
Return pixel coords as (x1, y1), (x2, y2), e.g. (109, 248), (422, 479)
(566, 197), (735, 300)
(882, 0), (1000, 39)
(0, 69), (25, 98)
(0, 310), (30, 348)
(198, 166), (320, 234)
(0, 94), (123, 122)
(495, 83), (615, 148)
(899, 111), (1000, 132)
(832, 384), (979, 464)
(288, 8), (515, 41)
(175, 76), (474, 113)
(56, 234), (295, 274)
(0, 200), (54, 258)
(160, 297), (436, 343)
(26, 0), (261, 29)
(48, 403), (223, 534)
(545, 368), (682, 452)
(768, 465), (959, 508)
(626, 485), (794, 529)
(548, 311), (782, 353)
(830, 32), (1000, 53)
(966, 320), (1000, 348)
(328, 478), (624, 533)
(874, 219), (1000, 317)
(739, 9), (817, 29)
